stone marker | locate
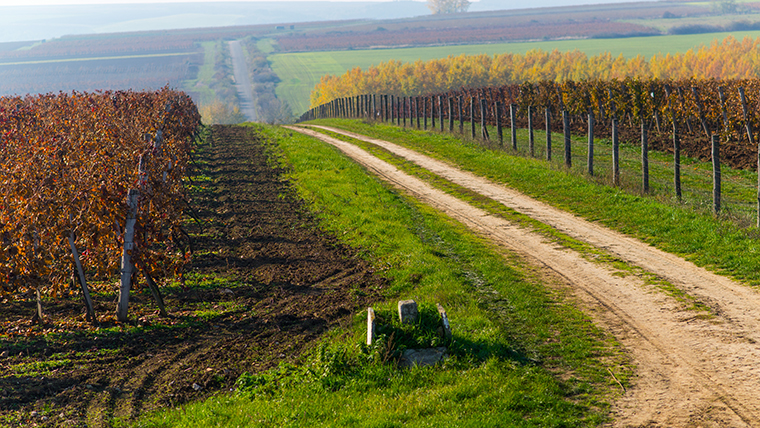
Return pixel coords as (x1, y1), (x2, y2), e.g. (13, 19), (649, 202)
(400, 347), (448, 368)
(398, 299), (418, 324)
(367, 307), (376, 345)
(437, 303), (452, 339)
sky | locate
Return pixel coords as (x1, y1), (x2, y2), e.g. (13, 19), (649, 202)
(0, 0), (416, 4)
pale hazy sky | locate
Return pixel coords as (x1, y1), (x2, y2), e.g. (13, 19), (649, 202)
(0, 0), (418, 4)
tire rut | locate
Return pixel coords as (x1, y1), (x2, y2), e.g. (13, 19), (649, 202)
(290, 124), (760, 427)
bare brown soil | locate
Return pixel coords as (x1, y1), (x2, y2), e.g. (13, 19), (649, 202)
(295, 124), (760, 428)
(0, 125), (384, 427)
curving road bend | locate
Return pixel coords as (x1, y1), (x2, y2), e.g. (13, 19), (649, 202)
(289, 124), (760, 428)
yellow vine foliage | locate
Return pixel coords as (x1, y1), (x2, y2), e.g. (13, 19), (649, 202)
(0, 88), (200, 298)
(311, 35), (760, 107)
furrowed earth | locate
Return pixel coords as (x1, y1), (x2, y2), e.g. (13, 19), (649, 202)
(0, 124), (384, 427)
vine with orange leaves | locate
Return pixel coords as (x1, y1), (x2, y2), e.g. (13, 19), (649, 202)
(0, 88), (200, 311)
(310, 35), (760, 108)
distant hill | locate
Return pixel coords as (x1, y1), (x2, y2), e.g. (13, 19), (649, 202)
(0, 2), (431, 44)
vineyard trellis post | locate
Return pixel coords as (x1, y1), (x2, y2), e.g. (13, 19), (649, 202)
(470, 97), (476, 139)
(448, 97), (454, 132)
(495, 102), (503, 146)
(438, 95), (443, 132)
(665, 84), (682, 200)
(612, 117), (620, 187)
(423, 97), (428, 130)
(642, 118), (649, 194)
(528, 105), (535, 157)
(480, 98), (489, 141)
(403, 97), (407, 127)
(712, 134), (721, 214)
(545, 107), (551, 161)
(510, 103), (517, 150)
(415, 97), (421, 129)
(117, 188), (139, 322)
(587, 110), (594, 176)
(738, 87), (758, 226)
(458, 96), (464, 134)
(431, 96), (436, 129)
(390, 95), (394, 124)
(563, 110), (571, 168)
(69, 229), (95, 324)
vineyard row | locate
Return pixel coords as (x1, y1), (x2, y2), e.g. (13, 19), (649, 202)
(300, 78), (760, 225)
(0, 88), (201, 323)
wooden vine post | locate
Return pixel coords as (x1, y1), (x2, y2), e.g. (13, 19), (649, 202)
(664, 84), (681, 200)
(415, 97), (420, 129)
(609, 88), (620, 186)
(402, 97), (407, 127)
(69, 227), (95, 324)
(439, 96), (444, 132)
(423, 97), (428, 130)
(528, 105), (535, 157)
(545, 107), (552, 161)
(713, 134), (722, 214)
(510, 103), (517, 150)
(117, 188), (139, 322)
(448, 97), (454, 132)
(458, 96), (464, 134)
(587, 109), (594, 176)
(495, 102), (503, 146)
(641, 118), (649, 194)
(480, 98), (489, 141)
(562, 110), (571, 168)
(470, 97), (476, 139)
(430, 96), (436, 129)
(738, 87), (758, 226)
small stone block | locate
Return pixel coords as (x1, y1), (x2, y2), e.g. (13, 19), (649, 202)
(367, 307), (376, 346)
(398, 299), (418, 324)
(399, 347), (448, 368)
(437, 303), (452, 339)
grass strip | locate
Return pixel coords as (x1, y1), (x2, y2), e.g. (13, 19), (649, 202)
(309, 118), (760, 287)
(133, 123), (629, 427)
(307, 126), (711, 313)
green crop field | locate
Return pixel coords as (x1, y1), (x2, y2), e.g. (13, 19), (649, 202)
(271, 30), (760, 115)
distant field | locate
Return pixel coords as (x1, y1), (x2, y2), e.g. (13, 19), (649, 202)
(272, 30), (760, 114)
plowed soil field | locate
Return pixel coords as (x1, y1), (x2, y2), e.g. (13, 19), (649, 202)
(0, 125), (384, 427)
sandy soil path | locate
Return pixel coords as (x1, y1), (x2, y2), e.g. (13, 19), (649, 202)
(289, 125), (760, 428)
(228, 40), (257, 122)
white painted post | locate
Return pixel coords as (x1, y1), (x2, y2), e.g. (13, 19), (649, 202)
(117, 189), (139, 322)
(367, 307), (376, 345)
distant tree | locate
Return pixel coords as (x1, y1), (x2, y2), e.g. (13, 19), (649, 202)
(427, 0), (470, 14)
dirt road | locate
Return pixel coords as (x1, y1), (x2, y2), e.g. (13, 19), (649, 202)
(290, 125), (760, 428)
(228, 40), (257, 122)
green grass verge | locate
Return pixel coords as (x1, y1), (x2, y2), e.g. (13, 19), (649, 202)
(182, 41), (222, 106)
(307, 118), (760, 287)
(131, 123), (629, 427)
(270, 30), (760, 115)
(308, 126), (711, 314)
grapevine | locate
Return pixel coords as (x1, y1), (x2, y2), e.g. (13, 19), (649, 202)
(0, 88), (200, 310)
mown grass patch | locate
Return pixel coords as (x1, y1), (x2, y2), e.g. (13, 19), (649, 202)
(131, 124), (628, 427)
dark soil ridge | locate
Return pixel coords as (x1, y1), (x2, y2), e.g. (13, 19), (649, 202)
(0, 124), (384, 427)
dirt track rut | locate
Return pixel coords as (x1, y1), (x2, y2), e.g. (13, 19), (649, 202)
(289, 124), (760, 428)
